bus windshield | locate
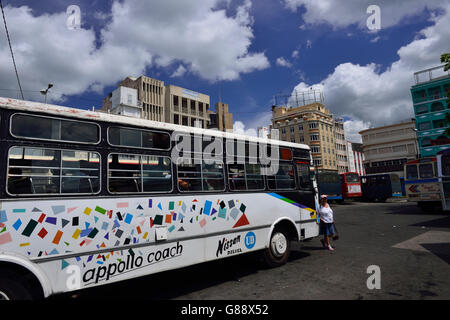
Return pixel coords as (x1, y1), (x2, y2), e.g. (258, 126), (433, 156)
(320, 172), (340, 183)
(419, 163), (434, 179)
(442, 154), (450, 176)
(346, 173), (359, 183)
(406, 165), (418, 179)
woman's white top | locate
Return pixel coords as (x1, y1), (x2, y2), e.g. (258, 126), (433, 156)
(319, 205), (334, 223)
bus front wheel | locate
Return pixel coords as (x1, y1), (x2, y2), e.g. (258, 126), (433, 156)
(263, 227), (291, 268)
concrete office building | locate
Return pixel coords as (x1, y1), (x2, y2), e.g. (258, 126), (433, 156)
(102, 76), (214, 129)
(102, 76), (165, 122)
(359, 119), (417, 177)
(208, 102), (233, 132)
(165, 84), (210, 129)
(334, 117), (349, 173)
(271, 102), (339, 170)
(410, 64), (450, 157)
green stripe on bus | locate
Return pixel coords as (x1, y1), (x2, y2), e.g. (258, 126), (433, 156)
(281, 198), (296, 204)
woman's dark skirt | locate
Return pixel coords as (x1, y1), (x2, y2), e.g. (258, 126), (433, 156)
(319, 221), (335, 236)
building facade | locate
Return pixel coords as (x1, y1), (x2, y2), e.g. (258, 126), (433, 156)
(411, 64), (450, 157)
(271, 102), (339, 171)
(102, 76), (235, 130)
(359, 119), (417, 177)
(346, 141), (365, 176)
(208, 102), (233, 132)
(334, 117), (349, 173)
(102, 76), (165, 122)
(164, 85), (210, 129)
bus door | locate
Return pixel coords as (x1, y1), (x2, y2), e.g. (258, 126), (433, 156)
(438, 153), (450, 211)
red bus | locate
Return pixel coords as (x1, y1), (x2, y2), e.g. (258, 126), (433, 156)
(340, 172), (362, 198)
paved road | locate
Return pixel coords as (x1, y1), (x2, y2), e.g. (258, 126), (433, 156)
(51, 201), (450, 300)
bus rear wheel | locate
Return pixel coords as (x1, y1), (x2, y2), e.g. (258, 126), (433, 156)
(263, 227), (291, 268)
(0, 269), (35, 300)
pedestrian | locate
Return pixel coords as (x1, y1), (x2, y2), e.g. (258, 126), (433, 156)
(319, 195), (335, 251)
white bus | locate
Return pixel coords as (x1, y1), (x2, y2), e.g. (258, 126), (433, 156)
(0, 97), (319, 299)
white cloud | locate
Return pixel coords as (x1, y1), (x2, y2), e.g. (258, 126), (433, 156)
(290, 4), (450, 129)
(344, 119), (370, 143)
(370, 36), (381, 43)
(276, 57), (293, 68)
(233, 121), (257, 136)
(284, 0), (448, 29)
(170, 65), (187, 78)
(291, 50), (299, 58)
(0, 0), (269, 103)
(306, 39), (312, 48)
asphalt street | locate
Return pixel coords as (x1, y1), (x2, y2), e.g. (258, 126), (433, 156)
(51, 201), (450, 300)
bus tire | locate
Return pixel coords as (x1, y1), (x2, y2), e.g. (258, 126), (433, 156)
(0, 271), (34, 300)
(263, 227), (291, 268)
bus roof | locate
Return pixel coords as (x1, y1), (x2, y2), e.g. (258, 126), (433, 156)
(437, 148), (450, 155)
(405, 157), (436, 165)
(0, 97), (309, 150)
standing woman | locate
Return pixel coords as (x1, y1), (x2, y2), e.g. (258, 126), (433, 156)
(319, 195), (335, 251)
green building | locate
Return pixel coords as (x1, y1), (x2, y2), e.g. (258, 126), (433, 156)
(411, 64), (450, 157)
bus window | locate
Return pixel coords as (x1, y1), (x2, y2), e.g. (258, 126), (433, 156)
(296, 163), (311, 190)
(442, 154), (450, 176)
(108, 154), (172, 193)
(228, 163), (265, 191)
(7, 147), (100, 195)
(406, 165), (418, 179)
(228, 164), (246, 190)
(346, 173), (360, 183)
(108, 154), (141, 193)
(419, 163), (434, 179)
(267, 164), (296, 190)
(61, 151), (100, 194)
(142, 156), (172, 192)
(108, 126), (170, 150)
(11, 114), (99, 144)
(177, 159), (225, 192)
(246, 164), (265, 190)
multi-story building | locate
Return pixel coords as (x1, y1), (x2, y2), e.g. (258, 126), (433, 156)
(164, 85), (210, 129)
(359, 119), (417, 177)
(334, 117), (348, 173)
(410, 64), (450, 157)
(208, 102), (233, 132)
(271, 102), (338, 171)
(102, 76), (165, 122)
(346, 141), (365, 176)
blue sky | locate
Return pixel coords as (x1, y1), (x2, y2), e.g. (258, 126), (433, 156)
(0, 0), (449, 141)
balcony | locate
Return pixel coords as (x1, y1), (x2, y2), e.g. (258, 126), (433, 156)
(414, 64), (450, 85)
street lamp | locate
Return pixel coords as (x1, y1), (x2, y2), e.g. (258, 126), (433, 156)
(40, 84), (53, 103)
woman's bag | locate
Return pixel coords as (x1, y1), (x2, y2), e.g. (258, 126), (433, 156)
(332, 223), (339, 240)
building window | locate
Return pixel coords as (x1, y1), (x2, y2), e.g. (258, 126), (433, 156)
(299, 136), (305, 143)
(290, 126), (295, 133)
(310, 134), (319, 141)
(431, 102), (444, 112)
(421, 138), (432, 147)
(418, 121), (431, 131)
(433, 119), (446, 129)
(298, 124), (303, 131)
(309, 122), (318, 129)
(428, 86), (441, 100)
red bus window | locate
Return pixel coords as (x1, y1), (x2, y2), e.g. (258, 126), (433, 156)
(280, 148), (292, 161)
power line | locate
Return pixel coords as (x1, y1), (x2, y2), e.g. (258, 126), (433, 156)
(0, 0), (24, 100)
